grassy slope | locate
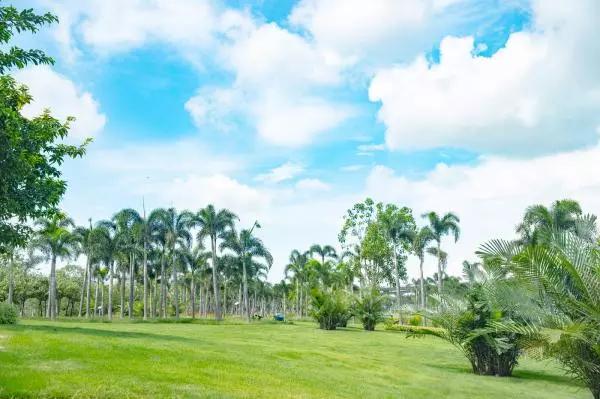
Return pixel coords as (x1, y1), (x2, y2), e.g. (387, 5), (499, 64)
(0, 320), (588, 399)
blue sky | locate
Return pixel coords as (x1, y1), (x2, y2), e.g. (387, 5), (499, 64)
(16, 0), (600, 280)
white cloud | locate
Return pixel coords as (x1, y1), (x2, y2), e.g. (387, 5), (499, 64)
(341, 164), (367, 172)
(187, 21), (354, 147)
(364, 142), (600, 278)
(14, 66), (106, 140)
(369, 0), (600, 154)
(255, 162), (305, 184)
(289, 0), (462, 65)
(357, 143), (386, 152)
(296, 178), (331, 191)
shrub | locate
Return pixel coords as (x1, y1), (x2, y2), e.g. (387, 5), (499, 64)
(309, 289), (351, 330)
(0, 302), (18, 324)
(408, 314), (422, 326)
(353, 289), (388, 331)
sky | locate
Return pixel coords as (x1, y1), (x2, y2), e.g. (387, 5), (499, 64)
(13, 0), (600, 282)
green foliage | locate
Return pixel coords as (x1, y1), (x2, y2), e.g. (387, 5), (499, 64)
(0, 302), (18, 324)
(0, 5), (88, 252)
(408, 314), (423, 326)
(353, 289), (388, 331)
(0, 4), (57, 73)
(309, 289), (351, 330)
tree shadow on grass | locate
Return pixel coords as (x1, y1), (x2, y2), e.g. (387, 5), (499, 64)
(7, 324), (198, 343)
(425, 361), (581, 388)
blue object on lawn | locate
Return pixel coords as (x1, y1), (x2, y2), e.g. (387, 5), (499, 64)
(274, 314), (285, 321)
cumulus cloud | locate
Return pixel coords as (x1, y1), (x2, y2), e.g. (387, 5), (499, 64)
(364, 142), (600, 278)
(14, 66), (106, 140)
(295, 178), (330, 191)
(255, 162), (305, 184)
(369, 0), (600, 154)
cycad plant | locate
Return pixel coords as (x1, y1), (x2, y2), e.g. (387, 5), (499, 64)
(353, 289), (388, 331)
(480, 230), (600, 398)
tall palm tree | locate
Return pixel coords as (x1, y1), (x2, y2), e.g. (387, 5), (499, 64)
(221, 226), (273, 322)
(112, 209), (142, 319)
(149, 208), (193, 319)
(423, 211), (460, 295)
(309, 244), (337, 265)
(32, 213), (76, 320)
(516, 199), (582, 245)
(73, 220), (96, 318)
(194, 205), (238, 320)
(409, 226), (434, 309)
(285, 249), (309, 317)
(94, 221), (119, 320)
(179, 243), (210, 318)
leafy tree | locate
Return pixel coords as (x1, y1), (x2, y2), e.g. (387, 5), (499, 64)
(422, 211), (460, 295)
(0, 5), (89, 253)
(194, 205), (237, 320)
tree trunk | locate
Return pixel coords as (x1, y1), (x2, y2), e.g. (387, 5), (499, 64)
(211, 236), (222, 320)
(86, 260), (92, 318)
(94, 276), (100, 317)
(120, 269), (125, 318)
(436, 241), (443, 295)
(143, 239), (148, 320)
(419, 256), (426, 310)
(295, 280), (300, 318)
(160, 254), (166, 318)
(7, 253), (14, 305)
(129, 253), (135, 319)
(242, 257), (250, 322)
(190, 276), (195, 319)
(393, 244), (402, 314)
(78, 255), (89, 317)
(172, 248), (179, 319)
(108, 261), (114, 321)
(100, 279), (104, 316)
(48, 255), (57, 320)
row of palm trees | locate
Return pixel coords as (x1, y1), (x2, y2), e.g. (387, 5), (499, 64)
(32, 205), (273, 321)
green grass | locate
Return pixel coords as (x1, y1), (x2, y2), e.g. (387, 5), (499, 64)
(0, 319), (589, 398)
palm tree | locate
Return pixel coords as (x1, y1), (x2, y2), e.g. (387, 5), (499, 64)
(462, 260), (482, 287)
(94, 221), (119, 320)
(32, 213), (76, 320)
(221, 224), (273, 322)
(423, 211), (460, 295)
(149, 208), (193, 319)
(409, 226), (434, 309)
(112, 209), (142, 319)
(516, 199), (582, 245)
(285, 249), (309, 317)
(194, 205), (238, 320)
(73, 220), (96, 318)
(180, 243), (209, 318)
(309, 244), (337, 265)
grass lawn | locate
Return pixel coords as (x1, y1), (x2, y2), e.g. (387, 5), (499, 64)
(0, 319), (589, 399)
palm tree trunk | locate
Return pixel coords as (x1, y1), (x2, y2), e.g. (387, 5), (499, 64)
(211, 236), (222, 320)
(160, 254), (166, 318)
(172, 248), (179, 319)
(419, 256), (426, 310)
(129, 253), (135, 318)
(437, 241), (443, 295)
(100, 279), (104, 316)
(143, 239), (148, 320)
(86, 260), (92, 318)
(94, 276), (100, 317)
(242, 257), (250, 322)
(120, 269), (125, 318)
(108, 261), (114, 321)
(295, 279), (300, 318)
(78, 255), (89, 317)
(191, 276), (196, 319)
(48, 255), (57, 320)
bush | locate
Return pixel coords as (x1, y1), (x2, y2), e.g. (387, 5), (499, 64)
(408, 314), (422, 326)
(353, 289), (388, 331)
(0, 302), (18, 324)
(310, 289), (351, 330)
